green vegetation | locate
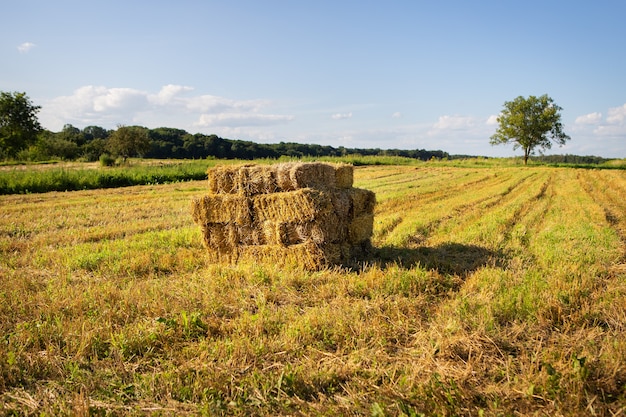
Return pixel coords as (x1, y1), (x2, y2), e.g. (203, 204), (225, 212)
(1, 162), (624, 415)
(490, 94), (570, 164)
(0, 160), (213, 195)
(2, 156), (625, 196)
(0, 91), (42, 158)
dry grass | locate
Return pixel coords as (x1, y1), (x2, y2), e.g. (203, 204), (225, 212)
(0, 164), (625, 415)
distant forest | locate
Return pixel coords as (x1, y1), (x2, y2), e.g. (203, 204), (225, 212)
(26, 124), (613, 165)
(30, 124), (450, 162)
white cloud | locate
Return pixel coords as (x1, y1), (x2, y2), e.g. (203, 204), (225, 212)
(331, 112), (352, 120)
(391, 112), (402, 119)
(148, 84), (194, 105)
(17, 42), (36, 53)
(486, 114), (499, 125)
(39, 84), (294, 132)
(431, 115), (476, 131)
(186, 95), (267, 113)
(195, 113), (294, 127)
(606, 104), (626, 124)
(575, 112), (603, 125)
(92, 87), (147, 112)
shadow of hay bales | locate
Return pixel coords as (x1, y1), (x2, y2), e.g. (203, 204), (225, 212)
(370, 242), (505, 277)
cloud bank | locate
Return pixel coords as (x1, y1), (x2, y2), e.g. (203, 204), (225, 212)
(39, 84), (295, 133)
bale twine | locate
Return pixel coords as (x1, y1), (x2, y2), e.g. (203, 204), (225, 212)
(192, 162), (375, 269)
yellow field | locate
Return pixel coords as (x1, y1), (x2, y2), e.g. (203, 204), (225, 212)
(1, 164), (625, 415)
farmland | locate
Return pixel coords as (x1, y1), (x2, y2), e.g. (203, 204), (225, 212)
(1, 162), (625, 415)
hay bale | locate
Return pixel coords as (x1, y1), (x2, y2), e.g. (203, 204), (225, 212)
(191, 195), (252, 225)
(328, 190), (352, 219)
(350, 188), (376, 218)
(238, 242), (343, 270)
(348, 213), (374, 244)
(200, 223), (265, 250)
(253, 189), (333, 223)
(275, 162), (298, 191)
(334, 164), (354, 188)
(290, 162), (337, 189)
(273, 213), (346, 246)
(207, 165), (241, 194)
(200, 224), (233, 252)
(238, 165), (279, 195)
(195, 161), (374, 269)
(208, 164), (278, 195)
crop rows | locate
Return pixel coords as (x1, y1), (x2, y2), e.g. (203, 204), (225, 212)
(1, 165), (625, 415)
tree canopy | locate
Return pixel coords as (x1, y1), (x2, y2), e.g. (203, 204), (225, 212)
(0, 92), (42, 158)
(106, 125), (150, 161)
(490, 94), (570, 164)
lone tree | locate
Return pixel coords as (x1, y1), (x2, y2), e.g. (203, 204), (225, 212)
(490, 94), (570, 164)
(0, 91), (42, 158)
(106, 125), (150, 162)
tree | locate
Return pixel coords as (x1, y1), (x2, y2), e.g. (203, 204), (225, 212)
(106, 125), (150, 162)
(82, 125), (109, 141)
(490, 94), (570, 164)
(0, 91), (42, 158)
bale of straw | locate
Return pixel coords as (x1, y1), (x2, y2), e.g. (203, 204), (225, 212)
(334, 164), (354, 188)
(328, 190), (352, 219)
(238, 242), (344, 270)
(275, 162), (298, 192)
(297, 213), (346, 244)
(349, 188), (376, 218)
(191, 195), (252, 225)
(207, 165), (243, 194)
(289, 162), (337, 190)
(253, 189), (333, 223)
(239, 165), (278, 195)
(196, 161), (374, 270)
(200, 223), (265, 250)
(348, 213), (374, 244)
(271, 213), (346, 246)
(199, 224), (234, 252)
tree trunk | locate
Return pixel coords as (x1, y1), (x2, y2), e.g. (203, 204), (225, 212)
(524, 148), (530, 165)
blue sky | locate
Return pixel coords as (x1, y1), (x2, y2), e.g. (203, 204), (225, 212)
(3, 1), (626, 158)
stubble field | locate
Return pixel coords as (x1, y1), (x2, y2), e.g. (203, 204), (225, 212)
(1, 163), (625, 415)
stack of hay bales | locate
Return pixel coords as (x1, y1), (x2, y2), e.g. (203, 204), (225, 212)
(191, 162), (375, 269)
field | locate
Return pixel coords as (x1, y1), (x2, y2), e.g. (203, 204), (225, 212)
(1, 163), (625, 415)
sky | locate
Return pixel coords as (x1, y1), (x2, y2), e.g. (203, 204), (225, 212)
(2, 1), (626, 158)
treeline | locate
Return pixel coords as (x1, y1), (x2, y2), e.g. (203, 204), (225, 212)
(530, 154), (612, 165)
(21, 124), (449, 162)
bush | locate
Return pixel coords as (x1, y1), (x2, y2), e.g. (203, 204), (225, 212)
(99, 154), (116, 167)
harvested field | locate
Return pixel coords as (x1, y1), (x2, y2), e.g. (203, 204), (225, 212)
(0, 164), (625, 415)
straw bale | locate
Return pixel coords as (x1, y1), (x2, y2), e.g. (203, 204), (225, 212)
(200, 224), (234, 252)
(259, 220), (281, 245)
(275, 214), (346, 246)
(328, 190), (352, 219)
(195, 161), (374, 270)
(239, 242), (344, 270)
(348, 213), (374, 244)
(238, 165), (279, 195)
(200, 223), (265, 250)
(253, 189), (333, 223)
(275, 162), (298, 191)
(289, 162), (337, 189)
(207, 165), (241, 194)
(334, 164), (354, 188)
(350, 188), (376, 218)
(191, 195), (252, 225)
(299, 212), (346, 244)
